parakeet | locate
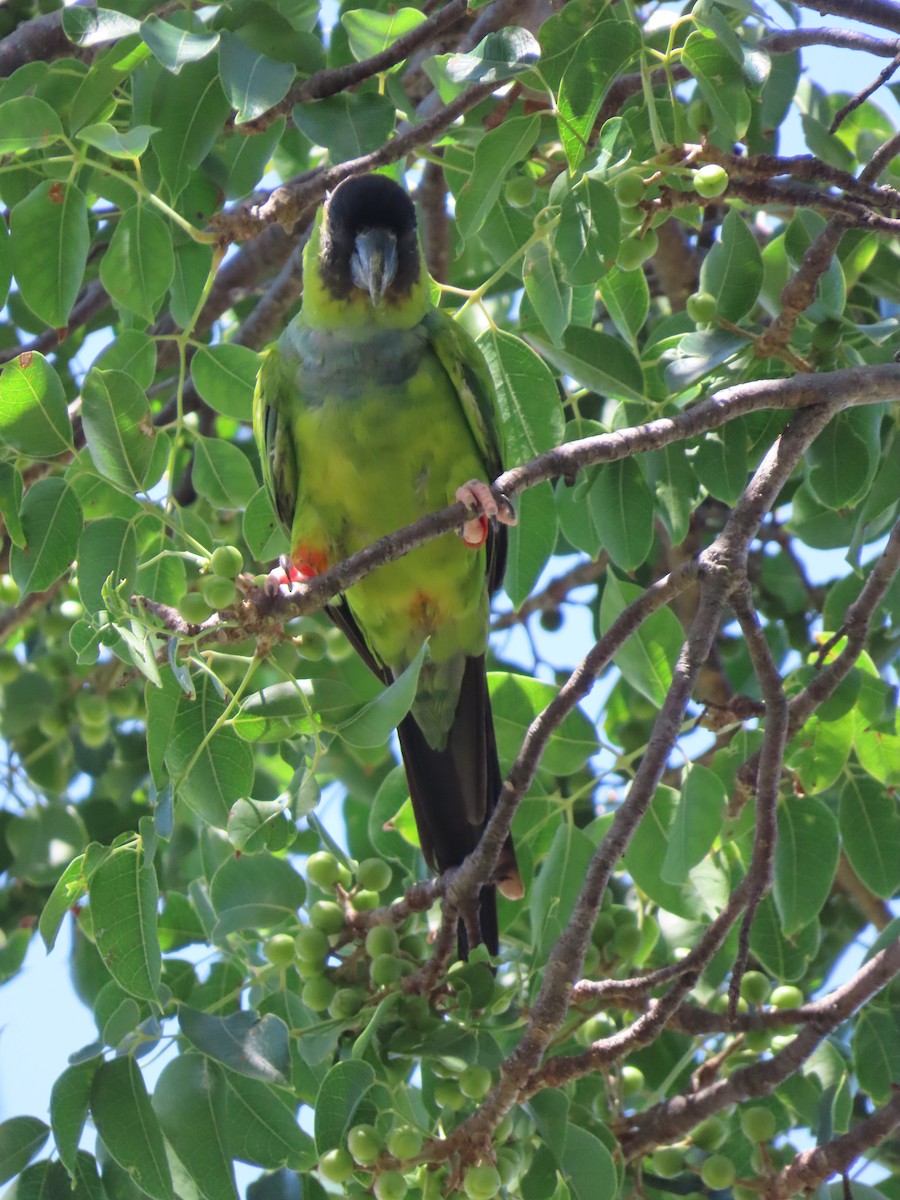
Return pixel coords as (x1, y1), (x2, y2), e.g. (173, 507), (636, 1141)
(253, 173), (522, 954)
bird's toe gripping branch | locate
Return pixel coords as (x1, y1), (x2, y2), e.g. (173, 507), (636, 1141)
(455, 480), (518, 548)
(263, 551), (327, 596)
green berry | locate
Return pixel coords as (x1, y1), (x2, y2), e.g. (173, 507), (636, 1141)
(347, 1124), (381, 1165)
(694, 163), (729, 199)
(386, 1126), (423, 1160)
(687, 96), (714, 135)
(374, 1170), (408, 1200)
(613, 923), (642, 961)
(306, 851), (342, 889)
(319, 1147), (354, 1184)
(178, 591), (213, 625)
(740, 1105), (776, 1143)
(592, 913), (616, 947)
(650, 1147), (684, 1178)
(700, 1154), (736, 1190)
(621, 1065), (644, 1098)
(79, 719), (110, 748)
(434, 1080), (465, 1110)
(464, 1164), (502, 1200)
(295, 926), (330, 964)
(107, 688), (139, 719)
(686, 290), (717, 324)
(201, 574), (239, 610)
(496, 1146), (522, 1185)
(356, 857), (392, 893)
(370, 954), (403, 987)
(353, 889), (380, 911)
(298, 632), (327, 661)
(539, 608), (563, 632)
(614, 170), (645, 207)
(302, 976), (336, 1012)
(617, 229), (658, 271)
(75, 691), (108, 727)
(309, 900), (345, 935)
(39, 709), (69, 738)
(504, 175), (536, 208)
(0, 576), (19, 605)
(740, 971), (771, 1006)
(263, 934), (296, 966)
(810, 318), (843, 352)
(691, 1116), (728, 1151)
(329, 987), (364, 1018)
(0, 651), (19, 683)
(365, 925), (399, 958)
(459, 1064), (492, 1100)
(210, 544), (244, 578)
(770, 985), (803, 1010)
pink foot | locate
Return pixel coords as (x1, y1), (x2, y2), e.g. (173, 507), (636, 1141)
(455, 480), (517, 547)
(263, 555), (319, 597)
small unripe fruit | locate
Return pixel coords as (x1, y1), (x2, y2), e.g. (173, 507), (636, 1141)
(700, 1154), (736, 1190)
(459, 1064), (492, 1100)
(210, 544), (244, 578)
(374, 1170), (408, 1200)
(740, 970), (771, 1006)
(365, 925), (399, 958)
(356, 857), (392, 893)
(353, 889), (380, 911)
(107, 688), (139, 719)
(79, 720), (110, 748)
(613, 923), (642, 961)
(651, 1147), (684, 1178)
(201, 574), (238, 610)
(687, 96), (714, 134)
(464, 1164), (502, 1200)
(319, 1147), (354, 1184)
(329, 987), (364, 1018)
(306, 851), (342, 889)
(810, 318), (843, 352)
(621, 1065), (644, 1097)
(295, 926), (330, 964)
(309, 900), (345, 935)
(263, 934), (296, 966)
(387, 1126), (423, 1160)
(740, 1105), (776, 1143)
(298, 632), (327, 661)
(434, 1080), (465, 1110)
(76, 691), (108, 727)
(770, 985), (804, 1010)
(686, 290), (717, 324)
(347, 1124), (381, 1165)
(178, 591), (213, 625)
(539, 608), (563, 632)
(615, 170), (645, 207)
(504, 175), (536, 208)
(370, 954), (403, 987)
(592, 913), (616, 947)
(617, 229), (658, 271)
(694, 163), (729, 199)
(691, 1116), (728, 1151)
(302, 976), (336, 1012)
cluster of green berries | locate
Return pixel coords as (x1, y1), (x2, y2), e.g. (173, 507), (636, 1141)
(178, 544), (244, 625)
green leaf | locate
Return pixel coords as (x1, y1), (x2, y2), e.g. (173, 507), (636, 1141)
(342, 7), (426, 62)
(774, 796), (839, 936)
(9, 181), (89, 329)
(81, 368), (159, 493)
(0, 351), (73, 457)
(62, 6), (140, 46)
(191, 344), (261, 420)
(560, 1124), (617, 1200)
(244, 487), (289, 562)
(530, 824), (595, 962)
(314, 1060), (376, 1154)
(222, 1073), (314, 1170)
(645, 443), (695, 543)
(533, 325), (645, 402)
(589, 457), (654, 571)
(77, 517), (137, 615)
(209, 852), (306, 935)
(90, 1058), (174, 1200)
(234, 677), (365, 742)
(853, 1009), (900, 1103)
(478, 328), (564, 466)
(152, 1056), (238, 1200)
(50, 1060), (98, 1178)
(94, 329), (158, 389)
(749, 895), (819, 981)
(505, 481), (558, 607)
(10, 477), (82, 596)
(556, 177), (620, 287)
(456, 115), (541, 238)
(151, 57), (230, 199)
(140, 15), (219, 72)
(855, 723), (900, 787)
(100, 205), (175, 321)
(693, 427), (749, 506)
(39, 853), (88, 952)
(90, 835), (161, 1000)
(699, 209), (763, 323)
(558, 19), (641, 169)
(179, 1008), (290, 1084)
(164, 675), (255, 825)
(839, 775), (900, 898)
(598, 264), (649, 343)
(523, 240), (571, 347)
(0, 96), (63, 153)
(192, 434), (260, 509)
(787, 710), (853, 793)
(600, 574), (683, 708)
(807, 407), (882, 510)
(489, 672), (598, 777)
(0, 463), (24, 548)
(292, 92), (396, 162)
(219, 32), (295, 124)
(661, 765), (726, 884)
(170, 242), (216, 328)
(446, 26), (540, 84)
(683, 29), (752, 144)
(0, 221), (9, 308)
(338, 643), (426, 748)
(0, 1117), (49, 1187)
(76, 122), (158, 158)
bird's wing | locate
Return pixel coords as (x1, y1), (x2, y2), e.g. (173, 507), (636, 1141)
(253, 342), (298, 538)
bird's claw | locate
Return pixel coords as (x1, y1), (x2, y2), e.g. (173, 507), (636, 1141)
(264, 556), (309, 597)
(455, 480), (517, 547)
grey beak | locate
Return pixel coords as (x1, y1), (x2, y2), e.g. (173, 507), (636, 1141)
(350, 229), (399, 306)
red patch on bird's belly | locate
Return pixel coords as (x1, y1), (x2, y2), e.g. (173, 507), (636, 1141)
(291, 547), (329, 578)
